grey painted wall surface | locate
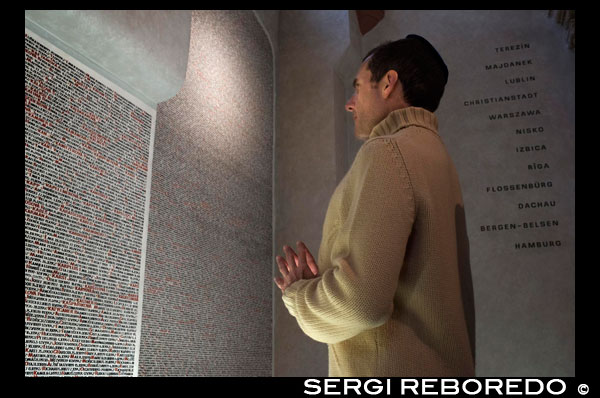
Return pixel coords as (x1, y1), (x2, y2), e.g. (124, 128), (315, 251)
(273, 10), (351, 377)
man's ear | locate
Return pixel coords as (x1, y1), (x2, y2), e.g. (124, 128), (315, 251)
(382, 70), (398, 99)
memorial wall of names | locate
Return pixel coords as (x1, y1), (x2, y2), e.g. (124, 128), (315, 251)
(25, 30), (155, 376)
(445, 13), (575, 376)
(465, 41), (562, 250)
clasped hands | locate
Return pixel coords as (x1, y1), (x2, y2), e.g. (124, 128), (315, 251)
(274, 240), (319, 293)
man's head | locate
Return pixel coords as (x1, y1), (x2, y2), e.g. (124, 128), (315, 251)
(345, 34), (448, 140)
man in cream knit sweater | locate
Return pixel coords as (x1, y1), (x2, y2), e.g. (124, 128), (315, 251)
(274, 35), (475, 377)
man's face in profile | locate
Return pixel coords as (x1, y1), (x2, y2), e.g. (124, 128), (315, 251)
(345, 58), (388, 141)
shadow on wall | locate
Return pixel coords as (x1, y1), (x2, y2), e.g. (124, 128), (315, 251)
(456, 204), (476, 367)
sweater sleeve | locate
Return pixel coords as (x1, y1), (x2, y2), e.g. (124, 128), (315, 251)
(281, 139), (416, 344)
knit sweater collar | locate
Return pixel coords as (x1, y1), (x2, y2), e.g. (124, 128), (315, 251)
(368, 106), (439, 139)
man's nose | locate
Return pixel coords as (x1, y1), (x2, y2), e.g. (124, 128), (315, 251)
(345, 94), (355, 112)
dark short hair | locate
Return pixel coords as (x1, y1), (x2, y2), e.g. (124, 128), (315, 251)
(362, 35), (449, 112)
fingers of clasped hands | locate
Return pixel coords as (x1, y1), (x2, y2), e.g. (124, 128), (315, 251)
(274, 240), (319, 294)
